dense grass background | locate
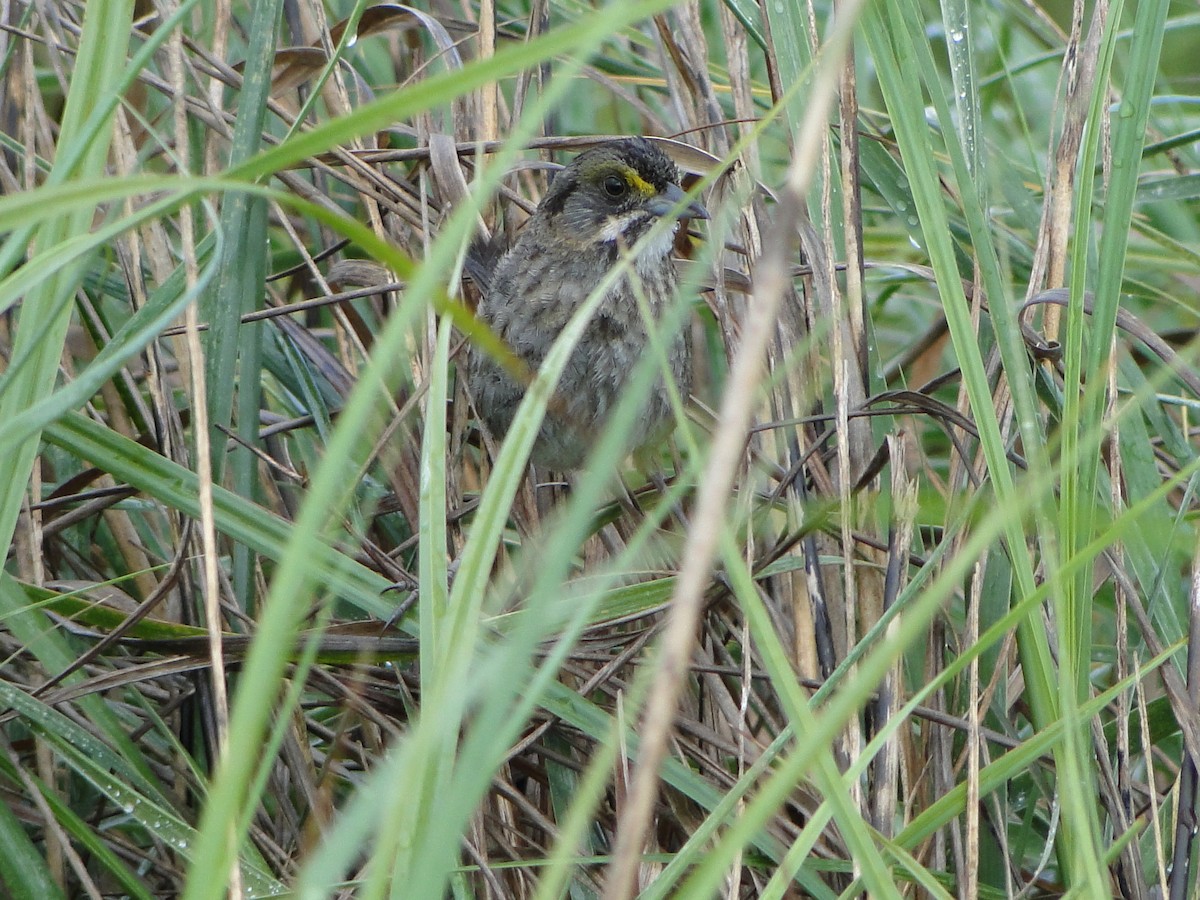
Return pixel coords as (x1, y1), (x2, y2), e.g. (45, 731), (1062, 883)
(1, 0), (1198, 897)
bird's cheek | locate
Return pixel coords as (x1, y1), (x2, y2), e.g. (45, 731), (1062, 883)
(561, 204), (606, 240)
(597, 215), (628, 244)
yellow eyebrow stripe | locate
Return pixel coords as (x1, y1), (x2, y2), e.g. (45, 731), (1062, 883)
(621, 166), (657, 197)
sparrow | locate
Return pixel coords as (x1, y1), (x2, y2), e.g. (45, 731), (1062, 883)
(465, 137), (707, 469)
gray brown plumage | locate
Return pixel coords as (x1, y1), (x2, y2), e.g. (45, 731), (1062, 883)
(465, 138), (707, 469)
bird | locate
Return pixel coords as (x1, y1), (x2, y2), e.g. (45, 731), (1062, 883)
(464, 137), (708, 470)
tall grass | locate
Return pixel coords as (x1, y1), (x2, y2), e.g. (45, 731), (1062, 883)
(1, 0), (1197, 897)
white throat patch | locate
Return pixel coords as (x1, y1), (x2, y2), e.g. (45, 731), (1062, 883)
(598, 213), (679, 271)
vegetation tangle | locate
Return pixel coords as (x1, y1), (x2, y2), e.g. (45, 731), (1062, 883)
(0, 1), (1197, 897)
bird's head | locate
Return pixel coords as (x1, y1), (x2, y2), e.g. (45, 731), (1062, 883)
(538, 138), (708, 254)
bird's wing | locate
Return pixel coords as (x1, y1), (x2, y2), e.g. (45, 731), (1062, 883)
(462, 234), (508, 295)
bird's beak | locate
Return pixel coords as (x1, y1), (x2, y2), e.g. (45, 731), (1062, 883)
(647, 182), (709, 220)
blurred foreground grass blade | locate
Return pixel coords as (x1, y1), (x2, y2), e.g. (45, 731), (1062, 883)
(418, 318), (451, 681)
(414, 313), (453, 858)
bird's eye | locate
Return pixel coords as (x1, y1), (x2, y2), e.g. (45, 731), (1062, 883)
(602, 175), (627, 198)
